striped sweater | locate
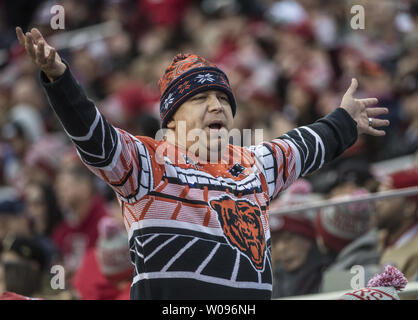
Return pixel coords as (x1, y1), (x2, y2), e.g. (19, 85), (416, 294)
(40, 64), (357, 299)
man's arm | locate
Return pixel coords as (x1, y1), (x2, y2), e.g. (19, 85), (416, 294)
(16, 27), (155, 202)
(251, 80), (389, 201)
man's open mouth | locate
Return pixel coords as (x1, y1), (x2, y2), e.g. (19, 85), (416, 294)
(208, 123), (222, 130)
(207, 121), (225, 130)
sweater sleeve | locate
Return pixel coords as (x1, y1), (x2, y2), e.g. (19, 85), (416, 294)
(40, 61), (155, 202)
(250, 108), (358, 200)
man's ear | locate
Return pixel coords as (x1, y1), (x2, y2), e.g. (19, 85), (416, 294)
(167, 119), (176, 130)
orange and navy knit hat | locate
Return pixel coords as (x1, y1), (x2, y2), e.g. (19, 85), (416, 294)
(157, 53), (236, 128)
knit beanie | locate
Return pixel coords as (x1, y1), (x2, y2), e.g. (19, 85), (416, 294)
(315, 188), (372, 253)
(389, 168), (418, 203)
(270, 179), (321, 240)
(158, 53), (236, 128)
(338, 265), (408, 300)
(96, 217), (132, 280)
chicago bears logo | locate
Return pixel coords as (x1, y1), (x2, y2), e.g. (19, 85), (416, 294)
(209, 195), (266, 271)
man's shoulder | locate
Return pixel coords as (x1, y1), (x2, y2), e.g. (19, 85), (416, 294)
(226, 143), (257, 167)
(134, 135), (162, 150)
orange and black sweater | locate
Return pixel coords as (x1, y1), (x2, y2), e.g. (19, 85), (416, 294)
(40, 62), (357, 299)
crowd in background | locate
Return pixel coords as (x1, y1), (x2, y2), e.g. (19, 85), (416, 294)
(0, 0), (417, 299)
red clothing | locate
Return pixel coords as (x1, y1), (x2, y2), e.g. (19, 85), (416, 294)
(52, 196), (108, 263)
(72, 248), (132, 300)
(0, 291), (42, 300)
(138, 0), (191, 27)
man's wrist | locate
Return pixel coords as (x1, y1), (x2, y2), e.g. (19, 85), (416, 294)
(44, 64), (67, 83)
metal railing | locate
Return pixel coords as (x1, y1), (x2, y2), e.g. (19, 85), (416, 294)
(270, 186), (418, 216)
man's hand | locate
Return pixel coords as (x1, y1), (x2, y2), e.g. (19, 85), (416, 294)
(16, 27), (66, 82)
(340, 78), (389, 136)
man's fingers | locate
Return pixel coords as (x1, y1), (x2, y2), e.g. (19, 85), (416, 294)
(31, 28), (46, 45)
(25, 32), (36, 59)
(358, 98), (378, 107)
(46, 47), (56, 65)
(366, 127), (386, 136)
(37, 41), (46, 64)
(16, 27), (26, 46)
(345, 78), (358, 97)
(366, 107), (388, 117)
(369, 118), (390, 128)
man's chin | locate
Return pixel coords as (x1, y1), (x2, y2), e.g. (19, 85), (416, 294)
(206, 138), (228, 161)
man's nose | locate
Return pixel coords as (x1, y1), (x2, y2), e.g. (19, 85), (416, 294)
(207, 94), (223, 113)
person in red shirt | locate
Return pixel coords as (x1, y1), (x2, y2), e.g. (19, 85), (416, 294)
(72, 216), (133, 300)
(52, 163), (109, 276)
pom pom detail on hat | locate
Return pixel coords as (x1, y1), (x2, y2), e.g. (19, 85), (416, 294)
(367, 265), (408, 291)
(338, 265), (408, 300)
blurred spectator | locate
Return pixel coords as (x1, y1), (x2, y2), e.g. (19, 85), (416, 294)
(331, 157), (378, 192)
(23, 181), (63, 268)
(9, 75), (45, 142)
(100, 74), (160, 133)
(269, 180), (332, 298)
(0, 236), (48, 297)
(24, 182), (62, 237)
(52, 162), (109, 277)
(377, 71), (418, 160)
(1, 122), (31, 189)
(23, 132), (71, 183)
(318, 188), (381, 292)
(0, 188), (29, 242)
(316, 188), (373, 256)
(72, 217), (133, 300)
(138, 0), (192, 29)
(374, 167), (418, 280)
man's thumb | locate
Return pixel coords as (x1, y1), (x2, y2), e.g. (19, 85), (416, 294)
(346, 78), (358, 96)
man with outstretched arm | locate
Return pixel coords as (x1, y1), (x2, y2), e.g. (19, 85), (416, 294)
(16, 27), (389, 299)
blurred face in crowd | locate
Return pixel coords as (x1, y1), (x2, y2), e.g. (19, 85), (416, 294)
(0, 214), (30, 241)
(55, 170), (93, 212)
(373, 177), (416, 231)
(402, 92), (418, 121)
(12, 76), (43, 110)
(166, 90), (234, 160)
(24, 184), (47, 234)
(272, 231), (312, 272)
(0, 215), (13, 241)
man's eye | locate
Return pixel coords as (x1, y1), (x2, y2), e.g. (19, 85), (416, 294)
(219, 96), (229, 103)
(193, 95), (206, 101)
